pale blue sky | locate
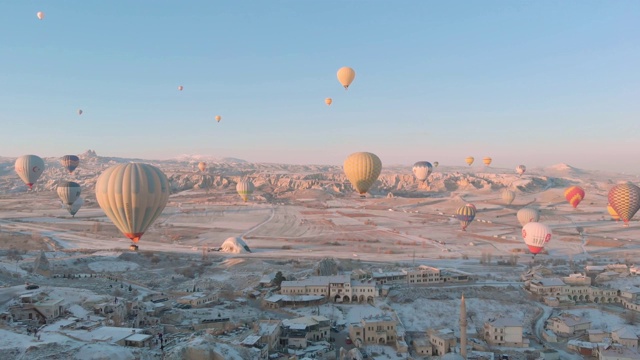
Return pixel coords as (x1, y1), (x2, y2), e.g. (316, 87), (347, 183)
(0, 1), (638, 172)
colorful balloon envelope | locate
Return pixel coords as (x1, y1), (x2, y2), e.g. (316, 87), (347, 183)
(337, 67), (356, 89)
(502, 189), (516, 205)
(564, 186), (585, 209)
(455, 204), (476, 231)
(483, 157), (492, 166)
(465, 157), (474, 166)
(198, 162), (207, 172)
(607, 203), (620, 221)
(95, 163), (170, 244)
(522, 222), (552, 256)
(412, 161), (433, 182)
(608, 183), (640, 226)
(15, 155), (45, 190)
(517, 207), (539, 226)
(343, 152), (382, 195)
(236, 179), (255, 202)
(516, 165), (526, 176)
(61, 155), (80, 174)
(57, 181), (81, 207)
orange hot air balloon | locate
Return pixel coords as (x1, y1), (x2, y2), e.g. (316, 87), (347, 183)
(198, 162), (207, 172)
(608, 183), (640, 226)
(564, 186), (585, 209)
(337, 67), (356, 89)
(325, 98), (332, 106)
(482, 157), (492, 166)
(465, 157), (474, 166)
(607, 203), (620, 221)
(215, 115), (222, 123)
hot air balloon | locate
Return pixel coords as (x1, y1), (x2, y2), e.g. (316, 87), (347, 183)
(236, 179), (255, 202)
(516, 165), (526, 176)
(517, 207), (540, 226)
(69, 197), (84, 217)
(57, 181), (81, 208)
(412, 161), (433, 183)
(95, 163), (170, 248)
(433, 162), (439, 168)
(61, 155), (80, 174)
(178, 85), (184, 91)
(465, 157), (474, 166)
(36, 11), (45, 20)
(502, 189), (516, 205)
(77, 109), (83, 115)
(215, 115), (221, 123)
(483, 157), (492, 166)
(564, 186), (585, 209)
(337, 67), (356, 90)
(608, 183), (640, 226)
(15, 155), (45, 190)
(343, 152), (382, 195)
(522, 222), (552, 256)
(607, 203), (620, 221)
(455, 204), (476, 231)
(198, 162), (207, 172)
(325, 98), (332, 106)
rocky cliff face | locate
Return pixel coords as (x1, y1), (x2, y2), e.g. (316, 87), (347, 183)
(0, 151), (587, 197)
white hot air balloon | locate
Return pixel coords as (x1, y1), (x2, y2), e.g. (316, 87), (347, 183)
(412, 161), (433, 183)
(15, 155), (45, 190)
(236, 179), (255, 202)
(516, 165), (526, 176)
(502, 189), (516, 205)
(37, 11), (45, 20)
(522, 222), (552, 256)
(517, 207), (540, 226)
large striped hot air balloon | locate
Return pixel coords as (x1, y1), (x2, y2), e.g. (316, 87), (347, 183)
(564, 186), (585, 209)
(95, 163), (170, 247)
(608, 183), (640, 226)
(607, 204), (620, 221)
(412, 161), (433, 183)
(57, 181), (81, 209)
(344, 152), (382, 195)
(236, 179), (255, 202)
(502, 189), (516, 205)
(61, 155), (80, 174)
(522, 222), (552, 256)
(15, 155), (45, 190)
(517, 207), (539, 226)
(455, 204), (476, 231)
(465, 157), (474, 166)
(516, 165), (526, 176)
(483, 157), (492, 166)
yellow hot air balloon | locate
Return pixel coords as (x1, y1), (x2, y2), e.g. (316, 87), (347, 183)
(608, 183), (640, 226)
(236, 179), (255, 202)
(337, 67), (356, 90)
(198, 162), (207, 172)
(343, 152), (382, 195)
(215, 115), (222, 123)
(465, 157), (474, 166)
(483, 157), (492, 166)
(325, 98), (332, 106)
(607, 203), (620, 221)
(178, 85), (184, 91)
(15, 155), (45, 190)
(95, 163), (170, 246)
(36, 11), (45, 20)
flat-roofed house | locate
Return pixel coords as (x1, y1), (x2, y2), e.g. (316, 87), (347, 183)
(484, 317), (527, 347)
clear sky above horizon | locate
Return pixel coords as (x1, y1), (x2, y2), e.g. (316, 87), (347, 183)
(0, 1), (638, 172)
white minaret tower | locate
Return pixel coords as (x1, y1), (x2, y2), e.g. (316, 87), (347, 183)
(460, 293), (467, 359)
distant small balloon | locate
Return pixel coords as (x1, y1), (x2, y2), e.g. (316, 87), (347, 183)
(433, 161), (439, 168)
(37, 12), (45, 20)
(77, 109), (83, 115)
(215, 115), (222, 123)
(516, 165), (526, 176)
(465, 157), (474, 166)
(325, 98), (332, 106)
(178, 85), (184, 91)
(483, 157), (492, 166)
